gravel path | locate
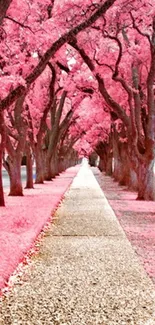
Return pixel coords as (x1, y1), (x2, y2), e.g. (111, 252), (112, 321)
(0, 162), (155, 324)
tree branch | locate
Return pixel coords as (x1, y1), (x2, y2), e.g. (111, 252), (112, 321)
(47, 0), (55, 19)
(104, 32), (123, 77)
(69, 38), (130, 128)
(56, 60), (70, 73)
(5, 15), (34, 32)
(0, 0), (117, 111)
(130, 12), (150, 43)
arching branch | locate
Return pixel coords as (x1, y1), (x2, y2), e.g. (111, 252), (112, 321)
(0, 0), (117, 111)
(68, 39), (130, 128)
(130, 12), (150, 43)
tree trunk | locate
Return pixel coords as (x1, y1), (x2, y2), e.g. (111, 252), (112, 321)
(6, 157), (23, 196)
(44, 151), (52, 181)
(96, 143), (109, 173)
(25, 144), (34, 189)
(104, 151), (113, 175)
(126, 148), (138, 190)
(35, 144), (44, 184)
(58, 157), (66, 173)
(98, 157), (105, 172)
(50, 151), (59, 179)
(128, 168), (138, 191)
(0, 112), (5, 206)
(0, 146), (5, 206)
(112, 129), (122, 182)
(137, 159), (155, 200)
(118, 143), (130, 186)
(44, 148), (60, 180)
(89, 152), (98, 166)
(4, 96), (27, 196)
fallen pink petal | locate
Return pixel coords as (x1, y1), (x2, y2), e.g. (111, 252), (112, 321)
(0, 166), (80, 290)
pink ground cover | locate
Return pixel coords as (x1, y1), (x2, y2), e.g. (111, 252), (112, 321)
(0, 165), (80, 292)
(94, 169), (155, 284)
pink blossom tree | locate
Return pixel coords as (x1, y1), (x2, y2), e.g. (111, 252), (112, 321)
(0, 0), (117, 205)
(0, 0), (117, 111)
(66, 1), (155, 200)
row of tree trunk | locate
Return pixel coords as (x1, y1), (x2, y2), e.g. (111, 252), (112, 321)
(1, 139), (78, 203)
(0, 93), (79, 206)
(96, 125), (155, 201)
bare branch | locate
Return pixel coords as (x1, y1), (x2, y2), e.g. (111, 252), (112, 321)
(56, 60), (70, 73)
(104, 32), (123, 77)
(47, 0), (55, 19)
(69, 38), (95, 71)
(94, 52), (114, 72)
(130, 12), (150, 43)
(5, 15), (34, 33)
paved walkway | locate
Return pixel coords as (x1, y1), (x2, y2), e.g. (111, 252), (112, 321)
(0, 163), (155, 324)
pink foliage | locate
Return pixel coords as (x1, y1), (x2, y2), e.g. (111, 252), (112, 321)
(1, 0), (153, 153)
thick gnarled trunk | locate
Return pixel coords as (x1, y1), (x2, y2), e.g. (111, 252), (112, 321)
(96, 142), (112, 175)
(137, 159), (155, 200)
(25, 144), (34, 189)
(44, 150), (53, 181)
(7, 157), (23, 196)
(0, 112), (5, 206)
(35, 144), (44, 184)
(98, 157), (105, 172)
(112, 135), (124, 183)
(0, 147), (5, 206)
(50, 151), (59, 179)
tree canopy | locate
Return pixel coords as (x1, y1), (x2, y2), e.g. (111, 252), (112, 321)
(1, 0), (155, 203)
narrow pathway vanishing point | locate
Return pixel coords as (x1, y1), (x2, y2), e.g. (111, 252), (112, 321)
(0, 162), (155, 325)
